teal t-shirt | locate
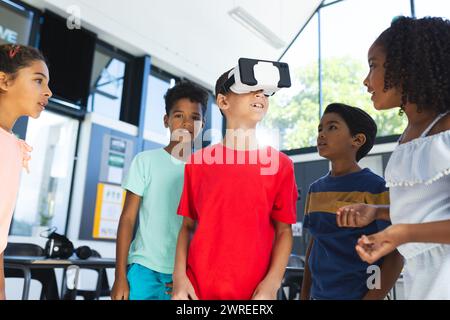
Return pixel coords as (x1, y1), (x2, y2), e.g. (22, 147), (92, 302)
(122, 148), (185, 274)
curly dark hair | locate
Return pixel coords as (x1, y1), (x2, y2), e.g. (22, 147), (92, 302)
(0, 44), (46, 80)
(164, 80), (209, 116)
(324, 103), (377, 162)
(374, 16), (450, 114)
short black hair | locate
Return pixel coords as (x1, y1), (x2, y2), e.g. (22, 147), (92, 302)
(214, 68), (233, 117)
(0, 44), (46, 80)
(324, 103), (377, 162)
(164, 80), (209, 116)
(374, 16), (450, 114)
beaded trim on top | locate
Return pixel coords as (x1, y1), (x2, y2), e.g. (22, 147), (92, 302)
(386, 168), (450, 187)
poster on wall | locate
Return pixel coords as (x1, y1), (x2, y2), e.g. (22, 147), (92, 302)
(107, 138), (126, 184)
(99, 134), (134, 185)
(92, 183), (126, 239)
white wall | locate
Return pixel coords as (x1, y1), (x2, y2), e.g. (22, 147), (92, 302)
(22, 0), (322, 89)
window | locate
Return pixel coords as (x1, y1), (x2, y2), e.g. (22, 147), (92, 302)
(260, 12), (320, 150)
(359, 154), (384, 177)
(414, 0), (450, 19)
(88, 47), (126, 120)
(320, 0), (410, 137)
(261, 0), (415, 152)
(144, 72), (176, 145)
(11, 111), (79, 236)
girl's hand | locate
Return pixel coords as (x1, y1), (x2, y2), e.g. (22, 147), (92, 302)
(111, 276), (130, 300)
(337, 204), (377, 228)
(172, 274), (198, 300)
(251, 278), (279, 300)
(355, 225), (407, 264)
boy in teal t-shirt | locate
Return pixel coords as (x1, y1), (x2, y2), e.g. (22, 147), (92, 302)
(111, 81), (208, 300)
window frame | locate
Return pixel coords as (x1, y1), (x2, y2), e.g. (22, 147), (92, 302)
(276, 0), (416, 155)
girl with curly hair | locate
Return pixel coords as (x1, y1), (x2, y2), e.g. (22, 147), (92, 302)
(0, 44), (52, 299)
(335, 16), (450, 299)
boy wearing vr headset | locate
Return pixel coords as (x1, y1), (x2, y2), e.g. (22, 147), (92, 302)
(172, 59), (298, 300)
(111, 81), (208, 300)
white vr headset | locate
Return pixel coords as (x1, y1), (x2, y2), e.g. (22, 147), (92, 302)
(221, 58), (291, 96)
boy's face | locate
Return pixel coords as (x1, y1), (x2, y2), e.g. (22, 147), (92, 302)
(0, 60), (52, 119)
(363, 44), (402, 110)
(164, 97), (204, 142)
(317, 112), (361, 161)
(217, 90), (269, 125)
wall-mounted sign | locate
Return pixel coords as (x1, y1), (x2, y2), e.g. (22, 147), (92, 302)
(92, 183), (126, 239)
(0, 1), (33, 45)
(0, 25), (18, 43)
(99, 134), (134, 185)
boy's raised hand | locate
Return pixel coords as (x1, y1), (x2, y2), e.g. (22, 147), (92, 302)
(355, 225), (404, 264)
(172, 274), (198, 300)
(111, 276), (130, 300)
(336, 203), (377, 228)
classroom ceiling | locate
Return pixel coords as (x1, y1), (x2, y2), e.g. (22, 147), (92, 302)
(23, 0), (322, 89)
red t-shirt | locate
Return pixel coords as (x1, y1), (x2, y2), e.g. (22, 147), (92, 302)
(177, 143), (298, 300)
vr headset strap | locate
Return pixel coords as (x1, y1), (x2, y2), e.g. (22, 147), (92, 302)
(221, 74), (235, 94)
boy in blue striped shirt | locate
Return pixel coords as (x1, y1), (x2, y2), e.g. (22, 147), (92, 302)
(300, 103), (403, 300)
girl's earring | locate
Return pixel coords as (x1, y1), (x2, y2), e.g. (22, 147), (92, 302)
(398, 105), (404, 116)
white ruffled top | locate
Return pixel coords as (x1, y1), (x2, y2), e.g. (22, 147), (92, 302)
(385, 112), (450, 259)
(385, 129), (450, 187)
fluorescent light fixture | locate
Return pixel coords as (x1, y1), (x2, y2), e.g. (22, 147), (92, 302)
(228, 6), (286, 49)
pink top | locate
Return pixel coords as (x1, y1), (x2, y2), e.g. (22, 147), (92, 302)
(0, 127), (31, 254)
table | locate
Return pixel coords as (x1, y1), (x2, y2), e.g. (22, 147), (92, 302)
(4, 255), (116, 300)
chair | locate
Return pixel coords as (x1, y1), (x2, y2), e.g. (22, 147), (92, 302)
(278, 254), (305, 300)
(4, 242), (60, 300)
(61, 250), (111, 300)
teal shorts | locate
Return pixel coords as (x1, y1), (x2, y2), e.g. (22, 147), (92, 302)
(127, 263), (173, 300)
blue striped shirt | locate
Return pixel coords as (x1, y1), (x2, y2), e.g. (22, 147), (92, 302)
(303, 168), (390, 300)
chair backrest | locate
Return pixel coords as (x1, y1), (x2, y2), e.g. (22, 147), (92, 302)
(87, 249), (110, 290)
(4, 242), (59, 299)
(62, 248), (111, 300)
(4, 243), (46, 256)
(287, 254), (305, 268)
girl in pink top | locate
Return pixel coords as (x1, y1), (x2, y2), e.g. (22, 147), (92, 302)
(0, 44), (52, 299)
